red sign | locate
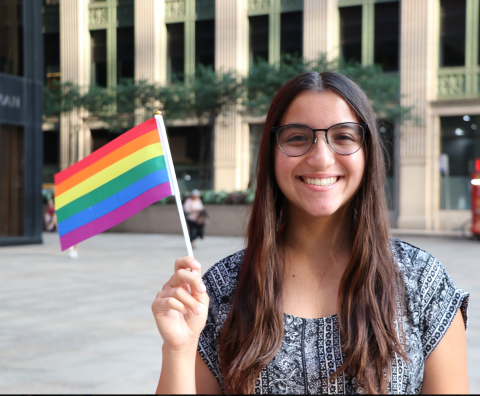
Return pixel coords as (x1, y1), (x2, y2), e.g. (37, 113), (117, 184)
(472, 170), (480, 235)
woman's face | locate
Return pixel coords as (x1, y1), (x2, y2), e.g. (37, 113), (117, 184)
(274, 89), (366, 220)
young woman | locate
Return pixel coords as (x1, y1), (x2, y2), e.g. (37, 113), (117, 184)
(152, 72), (469, 394)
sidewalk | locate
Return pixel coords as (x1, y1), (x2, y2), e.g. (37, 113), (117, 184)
(0, 232), (478, 393)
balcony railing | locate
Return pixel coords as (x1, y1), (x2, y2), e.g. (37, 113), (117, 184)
(438, 67), (480, 100)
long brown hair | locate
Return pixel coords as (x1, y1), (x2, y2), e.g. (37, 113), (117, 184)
(219, 72), (406, 394)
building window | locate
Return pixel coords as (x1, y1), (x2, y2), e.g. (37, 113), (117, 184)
(280, 12), (302, 58)
(440, 0), (466, 67)
(44, 32), (60, 86)
(90, 30), (107, 87)
(0, 0), (23, 76)
(167, 23), (185, 81)
(249, 15), (269, 65)
(117, 27), (134, 83)
(440, 116), (480, 210)
(374, 1), (399, 72)
(340, 6), (362, 64)
(195, 20), (215, 69)
(43, 131), (59, 184)
(0, 124), (24, 237)
(168, 126), (213, 191)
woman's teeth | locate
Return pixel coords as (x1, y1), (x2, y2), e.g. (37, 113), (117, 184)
(303, 177), (338, 186)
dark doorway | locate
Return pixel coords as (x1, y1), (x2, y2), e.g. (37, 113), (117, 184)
(1, 124), (24, 236)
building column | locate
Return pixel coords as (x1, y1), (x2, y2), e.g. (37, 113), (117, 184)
(303, 0), (339, 61)
(398, 0), (439, 229)
(59, 0), (90, 169)
(134, 0), (166, 84)
(214, 0), (249, 192)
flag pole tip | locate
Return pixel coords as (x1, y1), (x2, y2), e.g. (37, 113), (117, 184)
(155, 110), (163, 116)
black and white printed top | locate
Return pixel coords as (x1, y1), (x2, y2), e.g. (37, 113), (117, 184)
(197, 238), (469, 394)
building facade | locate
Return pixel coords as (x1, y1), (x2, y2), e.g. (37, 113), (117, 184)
(43, 0), (480, 230)
(0, 0), (44, 246)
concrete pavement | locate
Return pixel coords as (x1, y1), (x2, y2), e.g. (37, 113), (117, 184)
(0, 232), (478, 393)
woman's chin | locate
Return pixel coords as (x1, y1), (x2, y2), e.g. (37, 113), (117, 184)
(292, 204), (342, 220)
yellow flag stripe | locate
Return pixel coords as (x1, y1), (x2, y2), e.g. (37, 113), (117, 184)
(55, 142), (164, 209)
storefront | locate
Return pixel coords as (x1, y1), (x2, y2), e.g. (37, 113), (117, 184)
(0, 0), (43, 246)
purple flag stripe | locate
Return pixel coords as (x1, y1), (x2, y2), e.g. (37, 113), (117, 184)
(59, 182), (172, 251)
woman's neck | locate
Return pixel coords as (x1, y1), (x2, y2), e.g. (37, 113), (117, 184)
(281, 204), (354, 318)
(283, 203), (353, 269)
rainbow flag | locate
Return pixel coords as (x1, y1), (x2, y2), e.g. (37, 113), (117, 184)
(54, 117), (173, 251)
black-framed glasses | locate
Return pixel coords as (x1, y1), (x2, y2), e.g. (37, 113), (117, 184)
(271, 122), (368, 157)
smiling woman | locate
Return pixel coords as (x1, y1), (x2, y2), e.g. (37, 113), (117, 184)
(151, 72), (469, 395)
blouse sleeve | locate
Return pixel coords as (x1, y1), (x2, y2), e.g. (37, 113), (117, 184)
(418, 255), (469, 359)
(197, 250), (244, 391)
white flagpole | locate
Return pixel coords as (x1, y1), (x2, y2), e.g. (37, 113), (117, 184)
(154, 112), (194, 258)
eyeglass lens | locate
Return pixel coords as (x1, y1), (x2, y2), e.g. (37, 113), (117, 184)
(276, 123), (364, 156)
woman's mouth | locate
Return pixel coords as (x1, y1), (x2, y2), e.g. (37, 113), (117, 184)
(300, 176), (340, 186)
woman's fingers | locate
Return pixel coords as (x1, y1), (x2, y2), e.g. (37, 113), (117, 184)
(163, 268), (206, 296)
(155, 287), (203, 315)
(174, 256), (201, 273)
(152, 294), (188, 315)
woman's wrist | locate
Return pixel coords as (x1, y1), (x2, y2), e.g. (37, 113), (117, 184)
(158, 341), (198, 394)
(162, 339), (199, 359)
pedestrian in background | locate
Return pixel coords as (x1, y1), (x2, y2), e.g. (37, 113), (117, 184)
(44, 198), (57, 232)
(183, 189), (207, 248)
(152, 72), (469, 394)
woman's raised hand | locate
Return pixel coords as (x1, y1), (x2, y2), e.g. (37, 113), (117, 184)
(151, 257), (209, 350)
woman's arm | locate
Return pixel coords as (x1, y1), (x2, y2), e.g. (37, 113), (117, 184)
(421, 309), (469, 394)
(195, 351), (223, 394)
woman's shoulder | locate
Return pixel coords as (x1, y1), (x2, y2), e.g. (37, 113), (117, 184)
(390, 238), (469, 346)
(390, 236), (430, 264)
(202, 249), (245, 305)
(390, 237), (443, 283)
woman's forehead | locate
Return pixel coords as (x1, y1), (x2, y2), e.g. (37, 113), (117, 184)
(281, 90), (360, 127)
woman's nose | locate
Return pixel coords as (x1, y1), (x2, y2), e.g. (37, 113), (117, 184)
(306, 132), (335, 168)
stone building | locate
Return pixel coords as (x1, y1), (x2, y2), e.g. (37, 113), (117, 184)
(42, 0), (480, 230)
(0, 0), (44, 246)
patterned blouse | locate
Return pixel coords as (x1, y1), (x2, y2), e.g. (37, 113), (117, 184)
(197, 238), (469, 394)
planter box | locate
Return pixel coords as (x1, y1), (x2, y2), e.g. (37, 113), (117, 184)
(106, 204), (252, 237)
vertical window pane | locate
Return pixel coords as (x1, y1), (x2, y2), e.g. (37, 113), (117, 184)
(195, 20), (215, 69)
(167, 23), (185, 81)
(440, 0), (466, 67)
(0, 0), (23, 76)
(168, 126), (213, 191)
(440, 116), (480, 209)
(340, 6), (362, 64)
(90, 30), (107, 87)
(249, 15), (268, 65)
(43, 130), (59, 183)
(1, 124), (24, 236)
(117, 27), (134, 82)
(374, 1), (399, 72)
(280, 12), (302, 58)
(44, 32), (60, 86)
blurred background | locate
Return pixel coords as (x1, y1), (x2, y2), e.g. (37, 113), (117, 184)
(1, 0), (480, 242)
(1, 1), (480, 393)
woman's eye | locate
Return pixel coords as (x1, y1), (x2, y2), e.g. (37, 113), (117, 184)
(286, 134), (309, 142)
(333, 134), (355, 142)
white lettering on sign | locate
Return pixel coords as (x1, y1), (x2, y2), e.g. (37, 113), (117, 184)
(0, 94), (21, 109)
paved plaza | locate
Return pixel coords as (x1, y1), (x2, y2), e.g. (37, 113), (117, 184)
(0, 232), (479, 393)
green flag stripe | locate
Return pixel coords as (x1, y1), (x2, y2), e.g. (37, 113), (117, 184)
(56, 156), (167, 223)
